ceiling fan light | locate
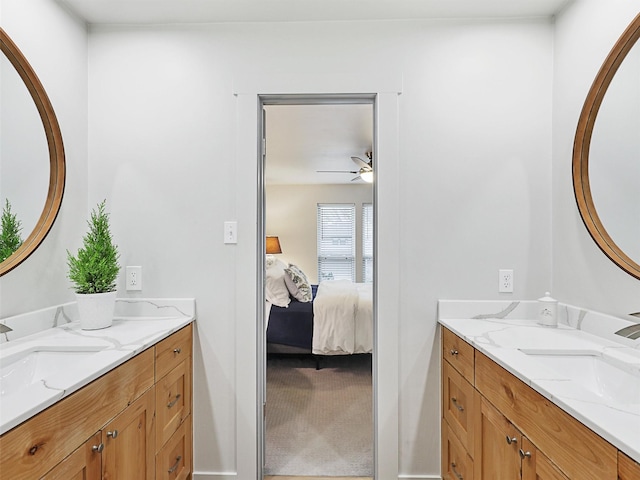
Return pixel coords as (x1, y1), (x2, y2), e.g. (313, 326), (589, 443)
(360, 171), (374, 183)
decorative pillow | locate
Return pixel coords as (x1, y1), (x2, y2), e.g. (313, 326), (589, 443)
(265, 258), (290, 308)
(284, 264), (313, 303)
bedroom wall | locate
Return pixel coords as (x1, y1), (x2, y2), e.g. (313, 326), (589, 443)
(266, 184), (373, 284)
(88, 18), (553, 478)
(552, 0), (640, 316)
(0, 0), (88, 317)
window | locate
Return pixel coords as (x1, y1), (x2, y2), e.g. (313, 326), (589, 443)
(317, 204), (356, 281)
(362, 203), (373, 283)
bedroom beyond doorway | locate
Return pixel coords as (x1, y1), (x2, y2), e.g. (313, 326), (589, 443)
(262, 99), (375, 477)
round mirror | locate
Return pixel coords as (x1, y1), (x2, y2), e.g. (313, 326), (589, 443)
(573, 12), (640, 280)
(0, 27), (65, 276)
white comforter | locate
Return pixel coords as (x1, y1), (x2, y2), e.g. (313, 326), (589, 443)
(312, 280), (373, 355)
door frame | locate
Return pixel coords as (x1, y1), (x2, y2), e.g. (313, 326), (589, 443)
(234, 73), (401, 479)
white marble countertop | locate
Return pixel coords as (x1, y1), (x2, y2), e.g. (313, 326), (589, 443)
(438, 300), (640, 464)
(0, 298), (195, 435)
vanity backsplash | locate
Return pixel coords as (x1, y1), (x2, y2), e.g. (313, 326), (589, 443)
(0, 298), (196, 343)
(438, 299), (640, 349)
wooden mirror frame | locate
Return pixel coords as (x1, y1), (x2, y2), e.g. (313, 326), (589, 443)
(573, 12), (640, 280)
(0, 28), (65, 276)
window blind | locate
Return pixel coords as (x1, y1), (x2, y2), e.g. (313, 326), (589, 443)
(317, 204), (356, 281)
(362, 203), (373, 283)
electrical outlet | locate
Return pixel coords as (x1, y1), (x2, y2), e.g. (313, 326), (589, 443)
(126, 266), (142, 291)
(499, 269), (513, 293)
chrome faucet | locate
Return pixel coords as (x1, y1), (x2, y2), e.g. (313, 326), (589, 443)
(615, 321), (640, 340)
(0, 323), (12, 334)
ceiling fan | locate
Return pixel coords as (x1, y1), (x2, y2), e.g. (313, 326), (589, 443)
(317, 152), (374, 183)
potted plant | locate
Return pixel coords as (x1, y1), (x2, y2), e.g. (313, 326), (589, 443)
(67, 200), (120, 330)
(0, 199), (23, 262)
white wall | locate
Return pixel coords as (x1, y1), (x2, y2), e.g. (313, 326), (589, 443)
(553, 0), (640, 316)
(88, 18), (553, 477)
(0, 0), (88, 317)
(266, 184), (373, 284)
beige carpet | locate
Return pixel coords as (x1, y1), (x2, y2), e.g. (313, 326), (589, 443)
(265, 355), (373, 477)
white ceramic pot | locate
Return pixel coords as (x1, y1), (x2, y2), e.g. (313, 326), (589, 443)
(76, 291), (117, 330)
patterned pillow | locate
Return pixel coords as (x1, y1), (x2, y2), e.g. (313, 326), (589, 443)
(284, 264), (313, 303)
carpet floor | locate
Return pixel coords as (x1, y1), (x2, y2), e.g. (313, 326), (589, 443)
(265, 354), (373, 477)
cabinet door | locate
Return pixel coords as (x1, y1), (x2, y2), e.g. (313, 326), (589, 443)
(40, 432), (102, 480)
(520, 436), (568, 480)
(474, 396), (520, 480)
(103, 387), (156, 480)
(619, 451), (640, 480)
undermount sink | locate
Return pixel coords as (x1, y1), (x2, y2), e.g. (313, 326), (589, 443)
(0, 346), (106, 397)
(520, 350), (640, 406)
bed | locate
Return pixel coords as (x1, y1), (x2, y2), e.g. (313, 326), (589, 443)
(266, 275), (373, 356)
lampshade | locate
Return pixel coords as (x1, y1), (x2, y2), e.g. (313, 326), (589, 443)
(266, 236), (282, 254)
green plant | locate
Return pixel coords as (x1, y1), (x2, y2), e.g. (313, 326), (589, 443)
(67, 200), (120, 294)
(0, 199), (23, 262)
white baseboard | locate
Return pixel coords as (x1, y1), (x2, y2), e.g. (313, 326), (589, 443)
(398, 475), (442, 480)
(192, 472), (236, 480)
(193, 471), (441, 480)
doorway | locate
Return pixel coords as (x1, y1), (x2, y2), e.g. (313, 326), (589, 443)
(234, 79), (400, 479)
(261, 99), (374, 477)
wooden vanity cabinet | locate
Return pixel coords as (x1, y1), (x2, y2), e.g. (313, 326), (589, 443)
(441, 326), (633, 480)
(0, 324), (193, 480)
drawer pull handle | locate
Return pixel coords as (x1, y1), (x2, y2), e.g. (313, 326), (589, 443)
(168, 455), (183, 474)
(506, 435), (517, 445)
(173, 348), (182, 354)
(451, 397), (464, 412)
(519, 449), (532, 459)
(167, 393), (182, 409)
(451, 462), (464, 480)
(107, 430), (118, 439)
(92, 443), (104, 453)
(450, 349), (459, 356)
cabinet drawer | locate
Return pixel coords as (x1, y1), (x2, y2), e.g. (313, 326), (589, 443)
(442, 360), (475, 454)
(156, 414), (192, 480)
(156, 324), (192, 381)
(442, 421), (473, 480)
(442, 327), (474, 384)
(156, 358), (192, 450)
(619, 451), (640, 480)
(475, 351), (617, 480)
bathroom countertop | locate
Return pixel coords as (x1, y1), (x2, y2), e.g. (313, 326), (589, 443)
(0, 298), (195, 435)
(438, 300), (640, 464)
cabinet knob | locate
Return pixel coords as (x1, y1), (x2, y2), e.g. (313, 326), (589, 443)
(92, 443), (104, 453)
(173, 348), (182, 354)
(450, 349), (459, 356)
(519, 449), (532, 459)
(107, 430), (118, 439)
(506, 436), (517, 445)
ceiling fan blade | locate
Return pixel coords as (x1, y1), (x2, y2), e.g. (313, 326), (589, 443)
(351, 156), (370, 168)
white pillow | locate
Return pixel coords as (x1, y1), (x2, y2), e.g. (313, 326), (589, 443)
(265, 258), (290, 308)
(284, 264), (313, 302)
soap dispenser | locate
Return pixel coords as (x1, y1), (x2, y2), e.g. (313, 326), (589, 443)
(537, 292), (558, 327)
